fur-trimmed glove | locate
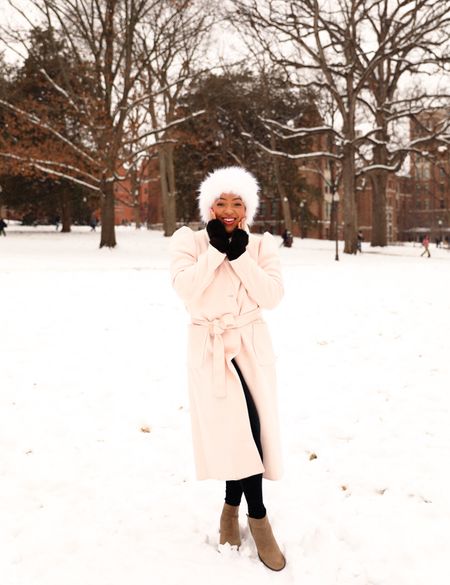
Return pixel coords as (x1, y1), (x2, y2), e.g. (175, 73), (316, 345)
(206, 219), (229, 254)
(227, 229), (249, 261)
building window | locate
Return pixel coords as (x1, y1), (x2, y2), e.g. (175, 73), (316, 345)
(271, 199), (279, 218)
(416, 158), (431, 180)
(440, 199), (445, 209)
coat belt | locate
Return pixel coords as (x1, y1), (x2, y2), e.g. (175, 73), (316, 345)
(191, 308), (262, 398)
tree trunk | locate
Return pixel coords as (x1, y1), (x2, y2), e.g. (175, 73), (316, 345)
(134, 205), (141, 228)
(274, 166), (293, 233)
(371, 173), (387, 246)
(100, 181), (117, 248)
(131, 166), (141, 229)
(60, 189), (71, 232)
(271, 134), (292, 232)
(159, 145), (177, 237)
(342, 145), (357, 254)
(370, 131), (388, 246)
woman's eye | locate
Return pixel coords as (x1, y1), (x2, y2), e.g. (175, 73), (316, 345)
(234, 202), (242, 207)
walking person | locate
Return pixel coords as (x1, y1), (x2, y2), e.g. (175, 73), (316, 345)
(357, 229), (364, 253)
(421, 234), (431, 258)
(169, 166), (286, 571)
(0, 217), (7, 236)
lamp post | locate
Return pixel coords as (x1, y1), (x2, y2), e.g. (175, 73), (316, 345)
(332, 190), (340, 261)
(299, 199), (306, 238)
(438, 218), (443, 246)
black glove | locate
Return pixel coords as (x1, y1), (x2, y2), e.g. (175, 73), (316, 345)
(206, 219), (229, 254)
(227, 228), (249, 260)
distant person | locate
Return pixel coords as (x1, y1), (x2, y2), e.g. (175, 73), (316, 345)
(435, 237), (441, 248)
(90, 216), (98, 231)
(421, 234), (431, 258)
(281, 229), (293, 248)
(357, 230), (364, 253)
(54, 215), (60, 231)
(0, 217), (7, 236)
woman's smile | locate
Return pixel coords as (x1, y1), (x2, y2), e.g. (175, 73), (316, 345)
(222, 217), (237, 226)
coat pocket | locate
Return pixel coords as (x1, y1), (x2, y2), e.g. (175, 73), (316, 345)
(252, 322), (276, 366)
(187, 325), (209, 368)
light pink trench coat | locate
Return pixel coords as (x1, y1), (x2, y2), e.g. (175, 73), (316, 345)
(169, 226), (284, 481)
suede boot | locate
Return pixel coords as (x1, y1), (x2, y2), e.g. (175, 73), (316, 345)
(248, 515), (286, 571)
(219, 503), (241, 547)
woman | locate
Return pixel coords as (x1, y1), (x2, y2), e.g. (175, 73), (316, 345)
(169, 166), (285, 571)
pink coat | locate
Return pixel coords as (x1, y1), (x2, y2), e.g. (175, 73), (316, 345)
(169, 227), (284, 481)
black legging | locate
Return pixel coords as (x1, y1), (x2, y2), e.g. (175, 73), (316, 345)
(224, 359), (266, 519)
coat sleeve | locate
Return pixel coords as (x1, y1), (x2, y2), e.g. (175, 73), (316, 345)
(229, 232), (284, 309)
(169, 226), (226, 303)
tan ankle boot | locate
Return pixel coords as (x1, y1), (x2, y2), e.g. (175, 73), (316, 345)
(219, 503), (241, 547)
(248, 515), (286, 571)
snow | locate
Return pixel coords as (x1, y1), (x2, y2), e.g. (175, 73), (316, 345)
(1, 226), (450, 585)
(241, 134), (341, 161)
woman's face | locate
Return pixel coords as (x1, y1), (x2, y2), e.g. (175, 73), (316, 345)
(211, 193), (246, 234)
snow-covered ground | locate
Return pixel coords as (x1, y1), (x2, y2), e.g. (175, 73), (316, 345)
(1, 226), (450, 585)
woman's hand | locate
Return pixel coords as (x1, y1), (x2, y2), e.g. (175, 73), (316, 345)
(227, 224), (249, 261)
(238, 217), (247, 230)
(206, 211), (228, 254)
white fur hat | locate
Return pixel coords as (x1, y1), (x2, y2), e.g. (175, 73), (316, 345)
(197, 166), (260, 225)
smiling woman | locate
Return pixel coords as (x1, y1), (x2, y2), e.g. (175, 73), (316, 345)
(169, 166), (286, 571)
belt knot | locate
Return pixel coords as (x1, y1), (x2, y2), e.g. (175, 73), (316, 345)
(211, 313), (236, 335)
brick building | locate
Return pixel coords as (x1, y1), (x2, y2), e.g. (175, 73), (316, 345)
(347, 110), (450, 244)
(357, 174), (403, 243)
(112, 157), (163, 225)
(398, 109), (450, 242)
(252, 133), (334, 239)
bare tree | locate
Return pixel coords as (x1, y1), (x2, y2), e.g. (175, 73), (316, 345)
(231, 0), (369, 252)
(231, 0), (450, 253)
(135, 0), (213, 236)
(0, 0), (158, 246)
(353, 0), (450, 246)
(0, 0), (209, 245)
